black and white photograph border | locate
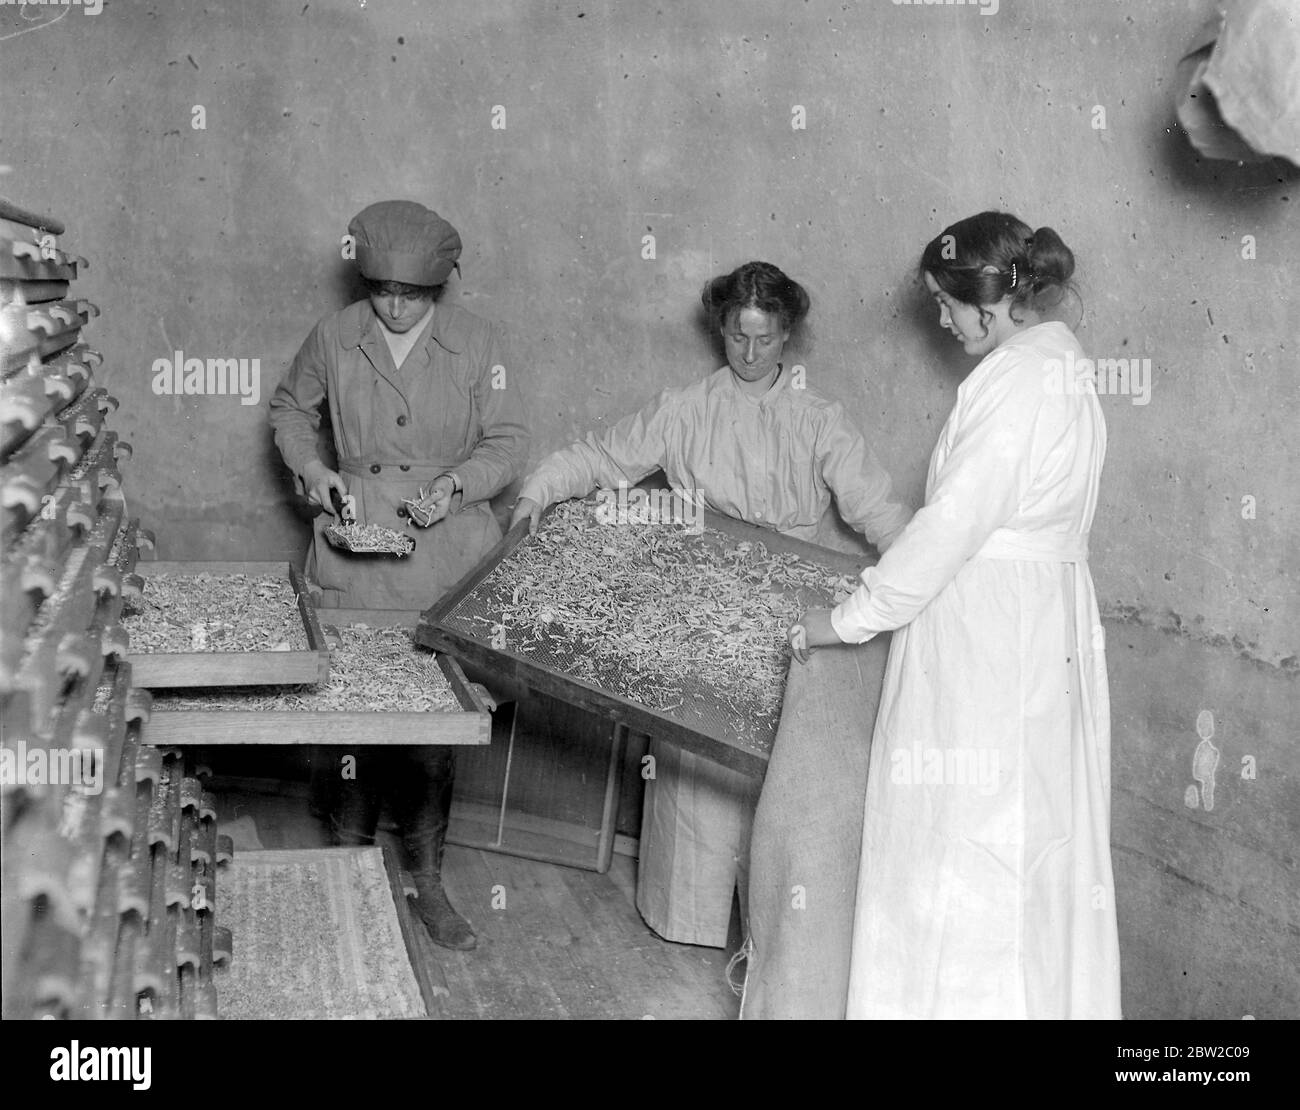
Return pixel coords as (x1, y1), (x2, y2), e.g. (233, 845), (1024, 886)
(0, 0), (1295, 1086)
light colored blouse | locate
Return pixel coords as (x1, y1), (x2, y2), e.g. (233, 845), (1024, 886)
(519, 365), (911, 550)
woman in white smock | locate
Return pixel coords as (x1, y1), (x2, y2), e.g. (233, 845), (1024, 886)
(791, 211), (1122, 1018)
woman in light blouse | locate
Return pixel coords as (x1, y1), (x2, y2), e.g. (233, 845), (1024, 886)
(512, 260), (910, 949)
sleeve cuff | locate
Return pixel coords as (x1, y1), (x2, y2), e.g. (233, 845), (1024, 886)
(450, 467), (480, 507)
(830, 596), (877, 645)
(291, 455), (323, 492)
(516, 473), (550, 509)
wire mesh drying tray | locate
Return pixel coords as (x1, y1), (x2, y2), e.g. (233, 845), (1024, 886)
(416, 494), (870, 775)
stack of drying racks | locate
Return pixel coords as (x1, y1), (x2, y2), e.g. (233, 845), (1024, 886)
(0, 196), (232, 1020)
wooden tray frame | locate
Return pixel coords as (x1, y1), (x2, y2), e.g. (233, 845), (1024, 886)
(416, 497), (870, 777)
(142, 607), (492, 747)
(127, 560), (329, 689)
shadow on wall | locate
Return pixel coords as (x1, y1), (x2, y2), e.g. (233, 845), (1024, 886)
(1158, 113), (1300, 200)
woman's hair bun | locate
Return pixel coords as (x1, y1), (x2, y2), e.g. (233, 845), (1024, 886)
(1025, 226), (1074, 290)
(920, 211), (1079, 320)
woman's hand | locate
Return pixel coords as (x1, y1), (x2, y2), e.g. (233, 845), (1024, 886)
(787, 608), (842, 664)
(302, 460), (351, 518)
(510, 496), (543, 535)
(408, 476), (456, 527)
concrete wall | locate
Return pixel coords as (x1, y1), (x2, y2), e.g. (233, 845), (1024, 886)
(3, 0), (1295, 1017)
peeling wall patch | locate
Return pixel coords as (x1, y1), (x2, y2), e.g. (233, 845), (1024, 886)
(1192, 737), (1221, 812)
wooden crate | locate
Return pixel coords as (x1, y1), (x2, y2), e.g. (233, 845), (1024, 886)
(126, 561), (329, 689)
(141, 608), (492, 747)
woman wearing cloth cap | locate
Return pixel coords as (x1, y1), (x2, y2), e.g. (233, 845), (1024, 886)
(270, 200), (529, 950)
(789, 211), (1121, 1018)
(510, 261), (911, 952)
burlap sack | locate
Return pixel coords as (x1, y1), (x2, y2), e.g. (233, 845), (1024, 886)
(741, 636), (890, 1020)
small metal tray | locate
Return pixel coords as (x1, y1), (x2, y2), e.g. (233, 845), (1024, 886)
(323, 521), (416, 558)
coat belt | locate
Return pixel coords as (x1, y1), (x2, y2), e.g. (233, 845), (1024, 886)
(974, 528), (1089, 563)
(337, 459), (455, 479)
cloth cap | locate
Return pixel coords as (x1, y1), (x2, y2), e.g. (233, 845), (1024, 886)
(348, 200), (462, 286)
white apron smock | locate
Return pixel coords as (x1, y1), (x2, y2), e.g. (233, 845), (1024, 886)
(833, 322), (1121, 1019)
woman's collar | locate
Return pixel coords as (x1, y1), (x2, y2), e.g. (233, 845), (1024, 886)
(725, 362), (786, 402)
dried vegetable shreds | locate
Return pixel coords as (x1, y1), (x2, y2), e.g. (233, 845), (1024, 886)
(150, 625), (459, 713)
(105, 520), (126, 569)
(109, 521), (138, 574)
(91, 680), (115, 715)
(64, 439), (105, 483)
(401, 484), (438, 528)
(445, 499), (853, 742)
(325, 521), (415, 555)
(121, 573), (308, 653)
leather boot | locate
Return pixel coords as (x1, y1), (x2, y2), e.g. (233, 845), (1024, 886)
(332, 769), (380, 847)
(391, 748), (475, 950)
(404, 830), (476, 951)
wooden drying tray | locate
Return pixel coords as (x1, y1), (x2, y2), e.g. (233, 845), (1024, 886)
(126, 561), (329, 689)
(0, 301), (96, 374)
(0, 196), (66, 236)
(140, 607), (493, 748)
(416, 495), (870, 778)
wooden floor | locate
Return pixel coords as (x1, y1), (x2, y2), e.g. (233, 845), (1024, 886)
(213, 784), (741, 1020)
